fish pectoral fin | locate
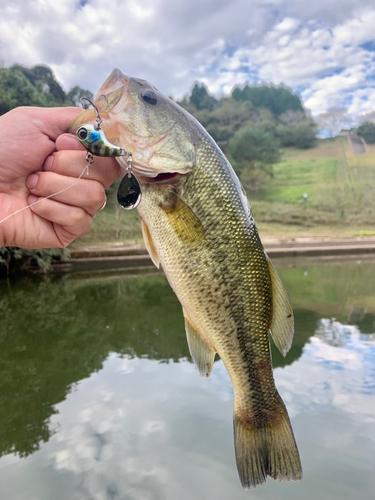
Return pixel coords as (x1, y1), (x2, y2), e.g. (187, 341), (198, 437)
(141, 219), (160, 269)
(183, 308), (216, 378)
(160, 191), (206, 245)
(265, 252), (294, 357)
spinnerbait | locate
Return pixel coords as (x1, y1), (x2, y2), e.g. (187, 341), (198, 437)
(76, 98), (142, 210)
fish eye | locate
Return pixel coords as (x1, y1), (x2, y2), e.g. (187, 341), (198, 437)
(141, 90), (158, 105)
(78, 127), (88, 139)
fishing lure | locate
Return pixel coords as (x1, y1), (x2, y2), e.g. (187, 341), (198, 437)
(77, 98), (142, 210)
(76, 124), (128, 158)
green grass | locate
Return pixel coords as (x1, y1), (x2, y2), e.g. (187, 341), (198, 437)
(71, 137), (375, 248)
(249, 136), (375, 236)
(261, 158), (338, 204)
(69, 186), (143, 248)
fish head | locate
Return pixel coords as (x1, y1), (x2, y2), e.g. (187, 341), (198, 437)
(68, 69), (199, 181)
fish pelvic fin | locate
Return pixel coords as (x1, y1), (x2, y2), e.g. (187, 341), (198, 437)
(183, 308), (216, 378)
(234, 401), (302, 489)
(265, 252), (294, 357)
(141, 219), (160, 269)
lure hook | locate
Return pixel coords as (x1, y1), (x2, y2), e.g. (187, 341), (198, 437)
(80, 97), (102, 130)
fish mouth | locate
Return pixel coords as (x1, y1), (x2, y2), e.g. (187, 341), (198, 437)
(140, 172), (181, 184)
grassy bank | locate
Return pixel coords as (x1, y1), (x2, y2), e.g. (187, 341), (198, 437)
(70, 137), (375, 248)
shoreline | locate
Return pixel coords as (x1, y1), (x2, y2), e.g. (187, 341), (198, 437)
(49, 236), (375, 275)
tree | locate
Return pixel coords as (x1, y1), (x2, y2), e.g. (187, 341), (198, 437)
(227, 126), (280, 192)
(189, 83), (218, 111)
(357, 121), (375, 144)
(276, 121), (317, 149)
(316, 107), (351, 138)
(232, 84), (304, 116)
(0, 64), (95, 117)
(0, 68), (49, 115)
(12, 64), (66, 103)
(65, 85), (93, 107)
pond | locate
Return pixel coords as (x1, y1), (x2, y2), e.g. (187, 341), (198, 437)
(0, 258), (374, 499)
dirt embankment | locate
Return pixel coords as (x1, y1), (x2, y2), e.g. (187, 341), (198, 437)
(51, 237), (375, 275)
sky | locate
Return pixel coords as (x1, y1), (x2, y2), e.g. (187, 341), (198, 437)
(1, 0), (375, 121)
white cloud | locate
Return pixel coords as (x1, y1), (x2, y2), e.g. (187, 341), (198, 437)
(1, 0), (375, 119)
(0, 318), (374, 499)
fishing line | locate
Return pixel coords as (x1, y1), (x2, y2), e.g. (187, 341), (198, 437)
(0, 162), (91, 226)
(0, 156), (139, 226)
(0, 98), (142, 226)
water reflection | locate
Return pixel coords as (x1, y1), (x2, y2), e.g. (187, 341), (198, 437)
(0, 261), (374, 499)
(0, 271), (312, 460)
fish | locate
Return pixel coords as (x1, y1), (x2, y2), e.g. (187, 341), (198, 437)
(68, 69), (302, 489)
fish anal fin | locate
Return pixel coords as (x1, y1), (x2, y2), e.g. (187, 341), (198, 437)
(141, 219), (160, 269)
(234, 398), (302, 489)
(265, 252), (294, 357)
(183, 308), (216, 378)
(160, 191), (206, 245)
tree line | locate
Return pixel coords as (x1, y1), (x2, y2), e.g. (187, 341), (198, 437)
(0, 64), (93, 115)
(178, 82), (317, 192)
(0, 64), (318, 195)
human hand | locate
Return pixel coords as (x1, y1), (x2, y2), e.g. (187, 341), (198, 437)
(0, 106), (119, 248)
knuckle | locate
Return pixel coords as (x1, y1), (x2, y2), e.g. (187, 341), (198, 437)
(67, 209), (92, 237)
(86, 181), (106, 208)
(96, 158), (120, 187)
(70, 208), (87, 227)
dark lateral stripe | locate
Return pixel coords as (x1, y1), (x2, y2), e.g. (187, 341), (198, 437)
(235, 254), (273, 417)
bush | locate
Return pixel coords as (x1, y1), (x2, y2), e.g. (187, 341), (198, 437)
(227, 127), (280, 192)
(227, 126), (280, 171)
(357, 121), (375, 144)
(0, 247), (70, 274)
(276, 121), (317, 149)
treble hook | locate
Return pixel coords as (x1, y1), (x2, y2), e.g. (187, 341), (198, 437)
(80, 97), (102, 130)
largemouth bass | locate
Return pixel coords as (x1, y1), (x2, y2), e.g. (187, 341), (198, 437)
(69, 69), (302, 489)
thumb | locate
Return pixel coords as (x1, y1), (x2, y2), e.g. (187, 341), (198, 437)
(35, 107), (85, 141)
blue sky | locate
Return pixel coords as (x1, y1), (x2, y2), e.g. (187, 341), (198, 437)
(1, 0), (375, 123)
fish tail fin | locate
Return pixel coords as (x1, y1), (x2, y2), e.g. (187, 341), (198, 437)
(233, 404), (302, 489)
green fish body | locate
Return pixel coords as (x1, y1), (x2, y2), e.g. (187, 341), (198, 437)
(69, 69), (302, 489)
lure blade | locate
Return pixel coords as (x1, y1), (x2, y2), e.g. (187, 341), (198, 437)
(117, 173), (142, 210)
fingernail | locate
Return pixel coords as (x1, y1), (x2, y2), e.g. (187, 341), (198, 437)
(27, 173), (39, 189)
(27, 195), (38, 205)
(63, 135), (80, 150)
(44, 155), (54, 171)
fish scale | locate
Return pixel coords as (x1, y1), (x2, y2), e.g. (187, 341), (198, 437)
(137, 132), (300, 487)
(139, 137), (276, 413)
(69, 69), (302, 489)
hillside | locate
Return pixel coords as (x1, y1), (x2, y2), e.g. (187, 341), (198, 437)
(252, 136), (375, 237)
(71, 136), (375, 248)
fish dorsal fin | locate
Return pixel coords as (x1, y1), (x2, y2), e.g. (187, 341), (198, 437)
(161, 191), (206, 245)
(265, 252), (294, 357)
(183, 308), (216, 378)
(141, 219), (160, 269)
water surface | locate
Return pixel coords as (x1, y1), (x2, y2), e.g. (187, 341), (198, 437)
(0, 260), (374, 499)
